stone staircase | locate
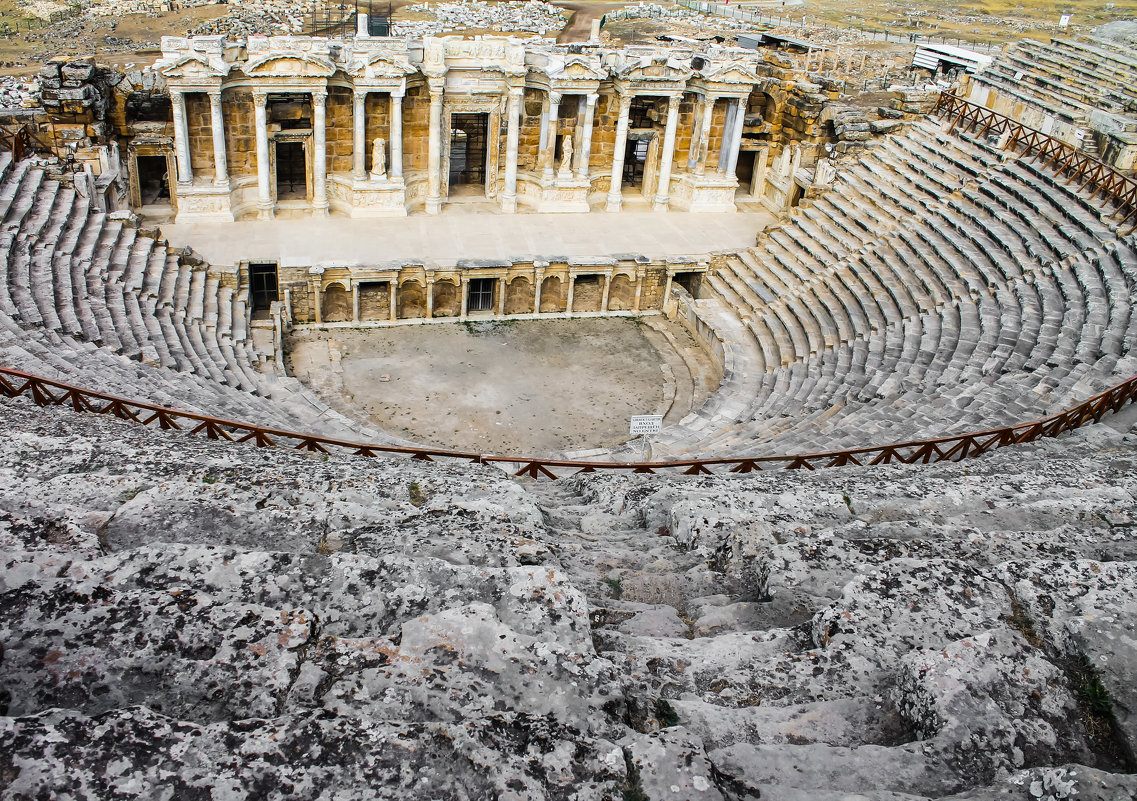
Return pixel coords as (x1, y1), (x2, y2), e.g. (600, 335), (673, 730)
(660, 118), (1137, 458)
(1, 390), (1135, 798)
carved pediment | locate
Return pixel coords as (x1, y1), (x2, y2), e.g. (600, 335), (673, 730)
(697, 61), (762, 86)
(356, 53), (417, 79)
(616, 55), (692, 84)
(157, 53), (230, 80)
(547, 55), (606, 83)
(244, 53), (337, 78)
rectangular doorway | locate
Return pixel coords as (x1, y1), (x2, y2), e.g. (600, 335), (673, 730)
(623, 137), (649, 187)
(136, 155), (171, 206)
(468, 277), (494, 312)
(449, 113), (488, 190)
(275, 141), (306, 199)
(249, 262), (279, 314)
(735, 150), (756, 187)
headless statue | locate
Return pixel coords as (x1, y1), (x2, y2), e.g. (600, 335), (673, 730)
(558, 135), (574, 178)
(370, 137), (387, 180)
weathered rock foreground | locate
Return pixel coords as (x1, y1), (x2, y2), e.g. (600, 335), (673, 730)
(1, 395), (1136, 799)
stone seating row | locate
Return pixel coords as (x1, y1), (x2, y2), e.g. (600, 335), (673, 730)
(655, 119), (1137, 458)
(0, 156), (389, 443)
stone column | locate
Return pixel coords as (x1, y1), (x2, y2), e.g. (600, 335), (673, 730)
(606, 93), (632, 213)
(533, 265), (544, 313)
(312, 90), (329, 216)
(724, 97), (747, 178)
(633, 270), (644, 311)
(352, 283), (360, 322)
(600, 273), (611, 312)
(390, 89), (404, 178)
(426, 82), (444, 214)
(459, 276), (469, 319)
(502, 87), (522, 213)
(497, 277), (507, 316)
(352, 90), (367, 180)
(170, 89), (193, 184)
(566, 274), (575, 315)
(541, 91), (561, 181)
(652, 94), (681, 212)
(253, 91), (273, 220)
(424, 278), (433, 319)
(716, 100), (736, 175)
(391, 281), (399, 321)
(207, 90), (228, 186)
(751, 146), (769, 196)
(577, 92), (598, 179)
(694, 95), (716, 176)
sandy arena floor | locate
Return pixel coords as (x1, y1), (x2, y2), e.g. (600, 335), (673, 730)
(285, 316), (714, 455)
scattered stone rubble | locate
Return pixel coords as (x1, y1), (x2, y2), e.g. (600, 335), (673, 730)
(604, 2), (761, 33)
(188, 0), (314, 37)
(1, 382), (1136, 796)
(0, 76), (39, 109)
(393, 0), (566, 38)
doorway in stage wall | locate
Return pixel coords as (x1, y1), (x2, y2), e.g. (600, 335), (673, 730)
(448, 112), (488, 197)
(136, 155), (171, 206)
(275, 141), (307, 200)
(623, 137), (649, 187)
(468, 277), (494, 312)
(735, 150), (756, 190)
(249, 262), (279, 317)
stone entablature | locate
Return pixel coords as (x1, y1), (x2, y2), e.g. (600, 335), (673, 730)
(149, 34), (822, 222)
(272, 256), (704, 325)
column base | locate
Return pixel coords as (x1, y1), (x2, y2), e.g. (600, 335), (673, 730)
(652, 196), (670, 212)
(605, 194), (623, 213)
(426, 196), (442, 215)
(257, 204), (275, 221)
(501, 193), (517, 213)
(312, 203), (330, 218)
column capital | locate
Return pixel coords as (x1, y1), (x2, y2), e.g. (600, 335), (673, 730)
(549, 91), (562, 105)
(206, 88), (223, 103)
(509, 86), (524, 99)
(666, 94), (681, 110)
(353, 88), (368, 102)
(169, 87), (185, 100)
(311, 89), (328, 106)
(391, 88), (406, 99)
(586, 92), (599, 106)
(618, 93), (633, 113)
(252, 90), (269, 107)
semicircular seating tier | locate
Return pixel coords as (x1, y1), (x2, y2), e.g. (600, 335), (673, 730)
(0, 150), (395, 443)
(651, 117), (1137, 459)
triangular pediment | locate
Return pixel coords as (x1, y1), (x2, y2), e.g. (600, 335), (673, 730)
(616, 56), (692, 83)
(157, 53), (229, 80)
(698, 62), (761, 85)
(548, 56), (606, 82)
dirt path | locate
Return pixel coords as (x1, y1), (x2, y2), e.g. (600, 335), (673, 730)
(555, 1), (623, 43)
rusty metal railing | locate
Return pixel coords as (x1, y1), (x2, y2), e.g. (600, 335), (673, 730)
(933, 92), (1137, 231)
(3, 365), (1135, 480)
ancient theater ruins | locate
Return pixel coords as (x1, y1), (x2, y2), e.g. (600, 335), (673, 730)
(1, 4), (1137, 798)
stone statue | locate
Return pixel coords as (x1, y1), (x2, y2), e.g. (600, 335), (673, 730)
(370, 137), (387, 180)
(558, 135), (573, 178)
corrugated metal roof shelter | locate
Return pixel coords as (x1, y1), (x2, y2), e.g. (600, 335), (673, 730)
(912, 43), (994, 74)
(736, 32), (815, 51)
